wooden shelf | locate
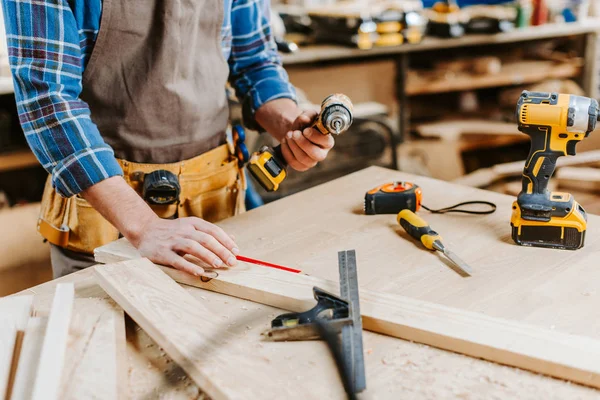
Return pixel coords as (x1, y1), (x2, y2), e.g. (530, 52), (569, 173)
(0, 149), (38, 172)
(406, 60), (580, 95)
(282, 20), (600, 65)
(0, 76), (13, 95)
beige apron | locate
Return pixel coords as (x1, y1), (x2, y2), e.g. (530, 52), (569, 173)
(38, 0), (244, 254)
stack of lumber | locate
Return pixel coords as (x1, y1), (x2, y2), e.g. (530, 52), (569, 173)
(89, 242), (600, 398)
(0, 284), (124, 400)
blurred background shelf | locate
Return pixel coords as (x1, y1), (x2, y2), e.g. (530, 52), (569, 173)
(0, 76), (13, 95)
(282, 21), (600, 65)
(406, 60), (581, 95)
(0, 149), (38, 173)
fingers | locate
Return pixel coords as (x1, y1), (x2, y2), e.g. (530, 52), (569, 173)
(190, 218), (239, 255)
(282, 137), (315, 171)
(291, 129), (330, 161)
(292, 109), (319, 130)
(281, 141), (309, 172)
(165, 252), (206, 277)
(175, 237), (232, 269)
(302, 127), (335, 149)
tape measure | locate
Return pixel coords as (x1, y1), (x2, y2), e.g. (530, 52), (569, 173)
(364, 181), (496, 215)
(364, 182), (422, 215)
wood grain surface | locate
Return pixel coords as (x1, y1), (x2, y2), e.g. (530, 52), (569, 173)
(95, 259), (345, 400)
(10, 317), (47, 400)
(94, 252), (600, 391)
(59, 298), (126, 400)
(0, 295), (32, 399)
(15, 166), (600, 398)
(31, 284), (73, 400)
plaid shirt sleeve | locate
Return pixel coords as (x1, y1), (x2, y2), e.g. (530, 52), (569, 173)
(227, 0), (297, 130)
(2, 0), (123, 198)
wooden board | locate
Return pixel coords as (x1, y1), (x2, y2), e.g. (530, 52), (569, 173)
(94, 258), (339, 400)
(0, 319), (16, 400)
(0, 295), (33, 400)
(453, 150), (600, 187)
(10, 317), (47, 400)
(31, 284), (74, 400)
(59, 298), (126, 400)
(556, 167), (600, 192)
(95, 253), (600, 391)
(0, 150), (38, 173)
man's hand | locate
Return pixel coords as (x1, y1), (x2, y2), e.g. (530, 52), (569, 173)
(280, 110), (335, 172)
(254, 98), (335, 172)
(81, 176), (239, 277)
(132, 216), (239, 277)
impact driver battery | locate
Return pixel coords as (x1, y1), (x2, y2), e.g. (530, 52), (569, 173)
(511, 197), (587, 250)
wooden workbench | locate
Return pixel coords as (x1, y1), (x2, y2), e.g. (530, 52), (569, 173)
(15, 166), (600, 398)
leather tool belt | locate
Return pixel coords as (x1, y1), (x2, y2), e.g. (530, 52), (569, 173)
(37, 144), (246, 254)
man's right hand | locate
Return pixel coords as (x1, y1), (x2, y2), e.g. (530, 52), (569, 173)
(81, 176), (239, 277)
(132, 216), (239, 276)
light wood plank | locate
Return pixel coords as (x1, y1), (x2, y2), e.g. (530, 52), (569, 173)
(556, 166), (600, 192)
(94, 259), (335, 400)
(0, 296), (33, 331)
(0, 319), (16, 400)
(96, 255), (600, 391)
(10, 317), (47, 400)
(453, 150), (600, 187)
(0, 295), (33, 400)
(31, 284), (74, 400)
(0, 150), (38, 173)
(58, 298), (125, 400)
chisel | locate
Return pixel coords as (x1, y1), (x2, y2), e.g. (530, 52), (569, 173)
(397, 210), (473, 276)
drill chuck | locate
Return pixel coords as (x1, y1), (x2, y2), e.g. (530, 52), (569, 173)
(317, 93), (353, 136)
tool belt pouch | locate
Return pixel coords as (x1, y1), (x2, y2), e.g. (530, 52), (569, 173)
(37, 145), (245, 255)
(37, 177), (120, 254)
(177, 151), (244, 221)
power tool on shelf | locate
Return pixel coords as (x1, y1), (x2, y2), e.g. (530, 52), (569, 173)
(248, 93), (353, 192)
(511, 90), (600, 250)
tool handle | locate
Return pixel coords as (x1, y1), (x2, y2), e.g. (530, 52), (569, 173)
(397, 210), (442, 250)
(520, 136), (562, 196)
(272, 145), (287, 167)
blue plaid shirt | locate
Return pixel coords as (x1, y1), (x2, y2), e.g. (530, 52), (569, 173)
(2, 0), (296, 197)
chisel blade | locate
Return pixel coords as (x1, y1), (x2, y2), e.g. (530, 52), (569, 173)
(441, 247), (473, 276)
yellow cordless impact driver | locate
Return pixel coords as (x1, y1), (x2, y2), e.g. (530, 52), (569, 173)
(511, 90), (600, 250)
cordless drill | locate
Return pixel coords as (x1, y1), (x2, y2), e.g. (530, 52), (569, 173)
(248, 94), (353, 192)
(511, 90), (600, 250)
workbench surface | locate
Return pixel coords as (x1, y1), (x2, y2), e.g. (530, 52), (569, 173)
(17, 166), (600, 399)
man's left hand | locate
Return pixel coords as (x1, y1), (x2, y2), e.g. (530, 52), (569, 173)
(280, 110), (335, 172)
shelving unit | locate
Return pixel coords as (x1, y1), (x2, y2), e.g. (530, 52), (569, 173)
(0, 149), (38, 173)
(406, 60), (581, 96)
(283, 21), (600, 142)
(0, 76), (13, 95)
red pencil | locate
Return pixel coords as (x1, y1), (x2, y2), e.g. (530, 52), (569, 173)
(236, 255), (302, 274)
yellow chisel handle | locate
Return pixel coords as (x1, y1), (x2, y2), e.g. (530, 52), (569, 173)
(397, 210), (443, 250)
